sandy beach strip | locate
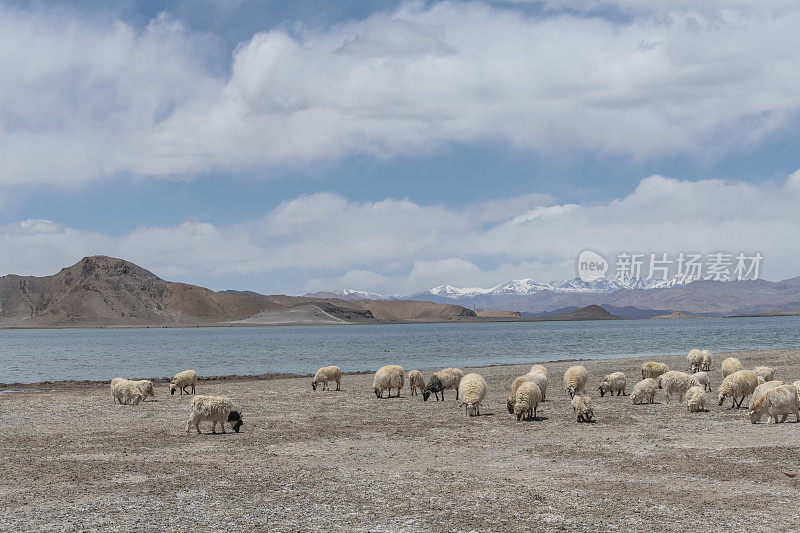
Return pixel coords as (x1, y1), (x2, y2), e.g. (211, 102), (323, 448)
(2, 347), (800, 531)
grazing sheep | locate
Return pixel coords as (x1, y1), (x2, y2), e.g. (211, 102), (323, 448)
(186, 395), (243, 434)
(721, 357), (743, 378)
(685, 386), (707, 412)
(513, 381), (542, 421)
(687, 349), (703, 373)
(458, 373), (487, 417)
(717, 369), (759, 409)
(526, 371), (548, 401)
(752, 380), (786, 404)
(422, 367), (463, 401)
(753, 366), (777, 383)
(701, 350), (712, 371)
(658, 371), (700, 404)
(631, 378), (658, 405)
(692, 371), (712, 392)
(507, 375), (534, 414)
(598, 372), (626, 397)
(641, 362), (669, 383)
(529, 364), (547, 376)
(408, 370), (425, 396)
(749, 385), (800, 424)
(312, 366), (342, 391)
(373, 365), (404, 398)
(563, 365), (588, 398)
(170, 370), (198, 395)
(131, 380), (155, 402)
(110, 378), (145, 405)
(571, 393), (594, 422)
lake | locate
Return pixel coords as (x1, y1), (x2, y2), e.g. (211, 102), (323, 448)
(1, 316), (799, 383)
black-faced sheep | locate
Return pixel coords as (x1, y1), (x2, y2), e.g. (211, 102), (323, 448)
(170, 370), (198, 395)
(312, 366), (342, 391)
(571, 393), (594, 422)
(422, 367), (463, 401)
(186, 395), (243, 434)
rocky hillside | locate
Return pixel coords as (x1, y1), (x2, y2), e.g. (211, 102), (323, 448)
(0, 256), (476, 327)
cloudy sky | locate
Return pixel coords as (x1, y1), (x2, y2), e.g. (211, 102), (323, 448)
(1, 0), (799, 294)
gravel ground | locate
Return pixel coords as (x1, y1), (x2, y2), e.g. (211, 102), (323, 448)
(3, 348), (800, 532)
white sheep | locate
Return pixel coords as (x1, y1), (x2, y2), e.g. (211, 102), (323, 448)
(525, 371), (548, 401)
(721, 357), (743, 378)
(631, 378), (658, 405)
(685, 386), (707, 412)
(373, 365), (405, 398)
(529, 364), (547, 376)
(753, 366), (777, 382)
(170, 370), (198, 395)
(312, 366), (342, 391)
(506, 375), (533, 414)
(752, 380), (786, 404)
(749, 385), (800, 424)
(717, 369), (759, 409)
(131, 379), (155, 402)
(110, 378), (145, 405)
(513, 381), (542, 421)
(571, 393), (594, 422)
(687, 349), (703, 373)
(458, 373), (487, 416)
(691, 371), (712, 392)
(563, 365), (588, 398)
(186, 395), (243, 434)
(641, 362), (669, 382)
(408, 370), (425, 396)
(658, 371), (700, 404)
(598, 372), (626, 397)
(701, 350), (712, 371)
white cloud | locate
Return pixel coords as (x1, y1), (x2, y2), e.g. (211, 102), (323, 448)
(2, 172), (800, 293)
(2, 2), (800, 183)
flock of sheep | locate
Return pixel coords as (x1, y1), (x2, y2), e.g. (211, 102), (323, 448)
(110, 348), (800, 434)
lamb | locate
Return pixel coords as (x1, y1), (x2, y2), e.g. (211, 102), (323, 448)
(506, 375), (533, 414)
(373, 365), (404, 398)
(748, 385), (800, 424)
(685, 386), (707, 412)
(717, 369), (759, 409)
(752, 380), (786, 404)
(422, 367), (463, 401)
(408, 370), (425, 396)
(170, 369), (198, 395)
(657, 371), (700, 404)
(311, 366), (342, 391)
(687, 349), (703, 373)
(571, 393), (594, 422)
(753, 366), (777, 382)
(692, 371), (712, 392)
(631, 378), (658, 405)
(529, 364), (547, 376)
(186, 395), (243, 434)
(641, 362), (669, 382)
(721, 357), (743, 378)
(110, 378), (145, 405)
(513, 381), (542, 421)
(598, 372), (626, 397)
(563, 365), (588, 398)
(525, 371), (548, 402)
(458, 373), (487, 416)
(701, 350), (712, 371)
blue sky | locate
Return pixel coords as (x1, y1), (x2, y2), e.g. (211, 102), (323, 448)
(1, 0), (800, 294)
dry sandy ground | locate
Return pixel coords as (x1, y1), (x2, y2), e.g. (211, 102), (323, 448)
(3, 348), (800, 532)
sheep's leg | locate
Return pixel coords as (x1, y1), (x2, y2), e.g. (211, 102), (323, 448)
(781, 413), (788, 423)
(456, 389), (459, 400)
(336, 381), (340, 391)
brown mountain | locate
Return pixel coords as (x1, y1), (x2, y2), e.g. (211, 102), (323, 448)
(0, 256), (475, 328)
(527, 305), (622, 321)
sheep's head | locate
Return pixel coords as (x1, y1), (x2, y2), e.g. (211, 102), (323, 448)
(567, 385), (577, 398)
(374, 386), (382, 398)
(422, 390), (431, 402)
(748, 408), (760, 424)
(598, 383), (609, 397)
(169, 383), (178, 395)
(311, 381), (317, 391)
(506, 399), (514, 414)
(585, 408), (594, 421)
(717, 393), (727, 405)
(227, 411), (243, 433)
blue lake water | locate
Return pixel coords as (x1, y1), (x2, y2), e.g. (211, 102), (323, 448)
(1, 316), (799, 383)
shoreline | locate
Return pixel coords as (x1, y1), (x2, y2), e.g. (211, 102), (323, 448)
(4, 346), (798, 390)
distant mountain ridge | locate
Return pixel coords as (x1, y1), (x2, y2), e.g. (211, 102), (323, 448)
(307, 276), (800, 316)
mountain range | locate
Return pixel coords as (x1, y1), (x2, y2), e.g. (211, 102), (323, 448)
(306, 276), (800, 317)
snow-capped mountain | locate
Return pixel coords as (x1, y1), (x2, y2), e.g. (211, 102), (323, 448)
(332, 288), (387, 299)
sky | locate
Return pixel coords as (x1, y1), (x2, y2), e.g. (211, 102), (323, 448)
(1, 0), (800, 295)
